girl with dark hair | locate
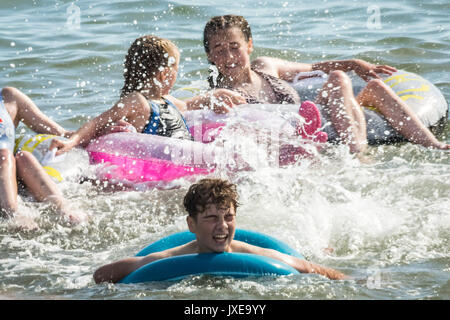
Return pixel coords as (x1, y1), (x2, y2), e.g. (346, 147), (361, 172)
(192, 15), (449, 153)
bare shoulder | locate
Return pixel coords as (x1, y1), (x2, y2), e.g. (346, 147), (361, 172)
(230, 240), (270, 254)
(231, 240), (289, 260)
(253, 56), (313, 81)
(120, 91), (148, 106)
(163, 240), (198, 257)
(251, 56), (280, 76)
(164, 95), (188, 112)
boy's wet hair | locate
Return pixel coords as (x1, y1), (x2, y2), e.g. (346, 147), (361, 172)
(121, 35), (179, 97)
(183, 178), (240, 218)
(203, 15), (252, 89)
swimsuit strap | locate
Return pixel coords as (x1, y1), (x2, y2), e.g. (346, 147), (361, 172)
(219, 69), (300, 104)
(143, 98), (191, 136)
(143, 101), (161, 135)
(252, 69), (301, 104)
(233, 88), (260, 104)
(162, 98), (191, 133)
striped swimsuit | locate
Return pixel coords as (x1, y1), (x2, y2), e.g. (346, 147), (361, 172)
(236, 69), (301, 105)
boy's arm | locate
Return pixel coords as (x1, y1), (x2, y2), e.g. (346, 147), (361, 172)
(273, 250), (349, 280)
(289, 257), (350, 280)
(239, 242), (349, 280)
(20, 108), (69, 137)
(269, 249), (348, 280)
(93, 251), (168, 284)
(93, 242), (196, 284)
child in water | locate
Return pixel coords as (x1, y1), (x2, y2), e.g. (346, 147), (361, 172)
(190, 14), (450, 153)
(49, 34), (275, 155)
(93, 178), (349, 283)
(49, 34), (325, 171)
(50, 35), (206, 155)
(0, 87), (88, 229)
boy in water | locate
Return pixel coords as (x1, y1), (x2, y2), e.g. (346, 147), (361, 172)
(93, 178), (348, 283)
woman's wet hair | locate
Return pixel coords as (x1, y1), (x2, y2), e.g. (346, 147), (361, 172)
(203, 15), (252, 88)
(121, 35), (178, 97)
(183, 178), (240, 218)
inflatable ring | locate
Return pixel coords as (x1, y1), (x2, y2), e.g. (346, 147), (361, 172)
(14, 134), (67, 182)
(86, 104), (324, 186)
(86, 132), (218, 185)
(291, 69), (448, 144)
(118, 229), (304, 284)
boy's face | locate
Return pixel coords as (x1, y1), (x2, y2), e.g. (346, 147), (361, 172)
(187, 202), (236, 253)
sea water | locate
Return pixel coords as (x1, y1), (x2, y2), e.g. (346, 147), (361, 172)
(0, 0), (449, 300)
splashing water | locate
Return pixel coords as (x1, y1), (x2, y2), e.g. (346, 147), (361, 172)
(0, 0), (449, 300)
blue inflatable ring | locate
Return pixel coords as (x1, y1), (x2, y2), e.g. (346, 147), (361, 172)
(119, 229), (305, 284)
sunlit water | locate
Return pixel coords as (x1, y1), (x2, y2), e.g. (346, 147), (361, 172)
(0, 0), (449, 300)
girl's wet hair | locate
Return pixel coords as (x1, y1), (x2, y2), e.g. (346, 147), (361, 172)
(183, 178), (240, 218)
(203, 15), (252, 88)
(121, 35), (178, 97)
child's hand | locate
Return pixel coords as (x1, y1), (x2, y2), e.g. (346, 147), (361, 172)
(63, 130), (76, 139)
(211, 89), (246, 113)
(49, 138), (75, 156)
(352, 59), (397, 81)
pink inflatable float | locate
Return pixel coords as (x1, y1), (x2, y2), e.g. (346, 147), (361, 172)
(87, 132), (218, 184)
(185, 101), (327, 144)
(86, 101), (327, 186)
